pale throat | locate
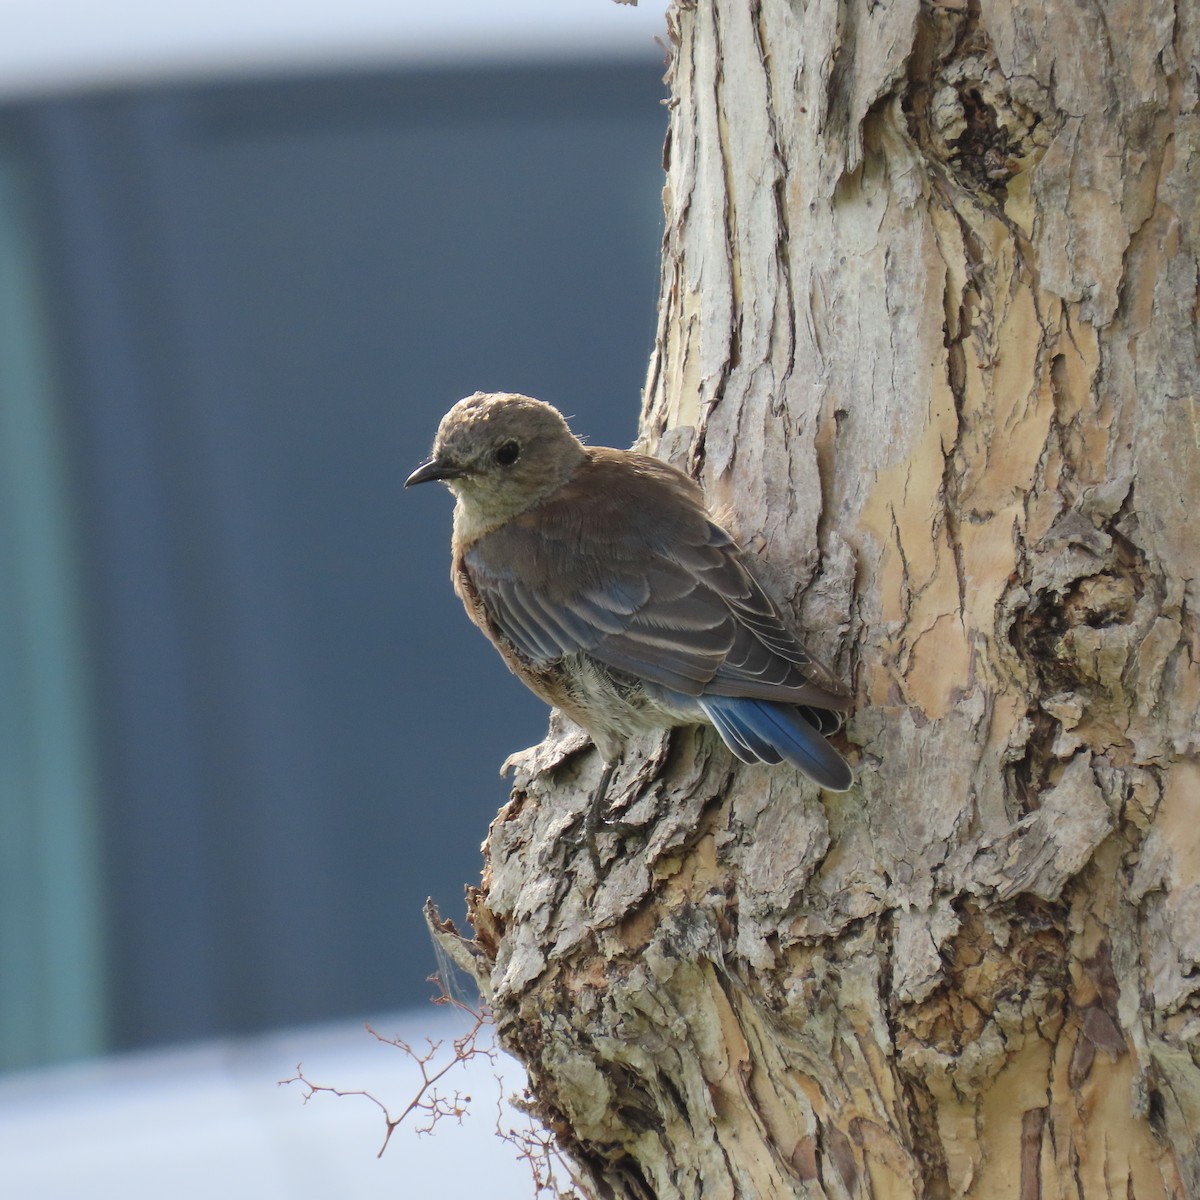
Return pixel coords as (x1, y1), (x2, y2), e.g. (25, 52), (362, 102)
(449, 471), (564, 548)
(451, 491), (512, 548)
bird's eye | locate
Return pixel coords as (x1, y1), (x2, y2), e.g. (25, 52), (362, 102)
(494, 440), (521, 467)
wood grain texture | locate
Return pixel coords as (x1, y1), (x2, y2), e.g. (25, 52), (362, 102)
(430, 1), (1200, 1195)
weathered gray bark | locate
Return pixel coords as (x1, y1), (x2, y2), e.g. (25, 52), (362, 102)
(430, 1), (1200, 1196)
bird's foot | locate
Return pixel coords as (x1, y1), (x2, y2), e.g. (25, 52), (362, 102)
(581, 761), (615, 872)
(568, 757), (651, 872)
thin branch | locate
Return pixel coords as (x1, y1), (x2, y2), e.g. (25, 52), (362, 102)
(279, 975), (494, 1158)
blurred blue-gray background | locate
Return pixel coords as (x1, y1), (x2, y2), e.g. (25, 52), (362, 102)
(0, 0), (667, 1080)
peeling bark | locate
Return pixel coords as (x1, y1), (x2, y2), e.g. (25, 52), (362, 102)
(429, 1), (1200, 1196)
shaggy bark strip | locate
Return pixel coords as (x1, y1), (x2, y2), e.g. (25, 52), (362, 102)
(431, 2), (1200, 1196)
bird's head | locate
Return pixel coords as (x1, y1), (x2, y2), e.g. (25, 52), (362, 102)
(406, 392), (588, 537)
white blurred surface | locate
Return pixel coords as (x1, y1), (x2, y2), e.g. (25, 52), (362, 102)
(0, 0), (669, 98)
(0, 1007), (535, 1198)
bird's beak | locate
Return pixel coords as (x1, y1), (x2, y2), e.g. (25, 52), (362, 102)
(405, 457), (465, 488)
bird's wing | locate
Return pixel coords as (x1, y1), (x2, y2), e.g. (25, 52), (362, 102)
(461, 452), (850, 710)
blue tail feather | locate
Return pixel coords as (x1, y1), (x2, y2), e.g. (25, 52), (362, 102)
(702, 699), (784, 765)
(699, 696), (853, 792)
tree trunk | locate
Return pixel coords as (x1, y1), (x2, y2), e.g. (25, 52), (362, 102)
(429, 1), (1200, 1195)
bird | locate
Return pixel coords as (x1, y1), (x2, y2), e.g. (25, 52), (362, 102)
(405, 391), (853, 840)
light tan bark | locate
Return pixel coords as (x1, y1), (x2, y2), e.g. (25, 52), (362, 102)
(430, 1), (1200, 1196)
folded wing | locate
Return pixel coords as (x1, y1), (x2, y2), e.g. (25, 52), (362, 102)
(462, 450), (850, 716)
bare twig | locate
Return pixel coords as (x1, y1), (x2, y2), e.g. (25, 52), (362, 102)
(280, 974), (583, 1196)
(279, 975), (494, 1158)
(493, 1083), (590, 1199)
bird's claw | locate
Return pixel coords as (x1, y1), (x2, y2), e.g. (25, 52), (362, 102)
(577, 758), (633, 872)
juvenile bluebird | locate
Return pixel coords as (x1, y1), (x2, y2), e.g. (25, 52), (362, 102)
(406, 392), (853, 830)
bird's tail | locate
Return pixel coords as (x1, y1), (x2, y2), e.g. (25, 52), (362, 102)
(699, 696), (853, 792)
